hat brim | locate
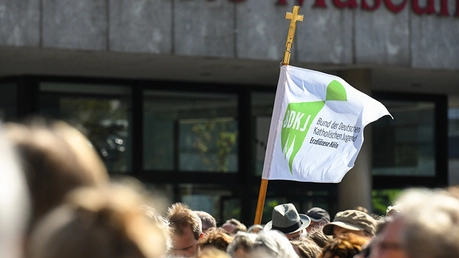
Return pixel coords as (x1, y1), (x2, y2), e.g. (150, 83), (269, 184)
(322, 221), (364, 235)
(264, 214), (311, 234)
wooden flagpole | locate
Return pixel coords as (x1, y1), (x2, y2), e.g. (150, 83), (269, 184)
(253, 6), (304, 225)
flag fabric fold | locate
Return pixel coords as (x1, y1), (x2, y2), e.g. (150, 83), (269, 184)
(261, 65), (392, 183)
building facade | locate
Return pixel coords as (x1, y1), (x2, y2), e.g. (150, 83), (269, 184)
(0, 0), (458, 225)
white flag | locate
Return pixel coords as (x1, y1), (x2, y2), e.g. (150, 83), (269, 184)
(261, 65), (392, 183)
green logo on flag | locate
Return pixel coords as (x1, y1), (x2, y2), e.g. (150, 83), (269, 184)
(281, 80), (347, 173)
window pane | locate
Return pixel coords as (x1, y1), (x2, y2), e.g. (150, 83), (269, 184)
(144, 91), (238, 172)
(448, 108), (459, 184)
(39, 83), (131, 173)
(372, 100), (435, 176)
(252, 92), (275, 175)
(148, 183), (241, 224)
(0, 83), (17, 121)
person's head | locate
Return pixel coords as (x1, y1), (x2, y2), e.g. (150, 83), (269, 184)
(247, 224), (263, 234)
(445, 184), (459, 199)
(167, 203), (203, 257)
(197, 227), (232, 252)
(369, 216), (407, 258)
(194, 211), (217, 233)
(196, 247), (230, 258)
(27, 183), (168, 258)
(383, 188), (459, 258)
(264, 203), (310, 240)
(5, 119), (108, 231)
(221, 218), (247, 235)
(139, 204), (172, 253)
(226, 231), (258, 258)
(319, 233), (367, 258)
(290, 238), (322, 258)
(354, 206), (369, 214)
(305, 207), (330, 232)
(307, 228), (332, 248)
(384, 204), (400, 217)
(323, 210), (377, 239)
(0, 125), (30, 258)
(353, 231), (381, 258)
(249, 230), (299, 258)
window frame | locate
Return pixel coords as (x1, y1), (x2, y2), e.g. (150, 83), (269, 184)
(372, 91), (448, 189)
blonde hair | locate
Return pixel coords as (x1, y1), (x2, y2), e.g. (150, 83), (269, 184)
(139, 204), (171, 252)
(28, 183), (168, 258)
(196, 247), (230, 258)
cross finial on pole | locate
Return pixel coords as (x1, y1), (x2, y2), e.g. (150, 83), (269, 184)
(282, 6), (304, 65)
(253, 6), (304, 227)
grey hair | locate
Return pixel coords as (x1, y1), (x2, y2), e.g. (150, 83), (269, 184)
(249, 230), (299, 258)
(396, 188), (459, 258)
(226, 231), (258, 257)
(194, 210), (217, 231)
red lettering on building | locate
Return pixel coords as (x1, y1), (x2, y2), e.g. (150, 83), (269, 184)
(276, 0), (305, 5)
(333, 0), (358, 8)
(269, 0), (458, 17)
(313, 0), (328, 8)
(412, 0), (436, 14)
(384, 0), (408, 13)
(438, 0), (450, 16)
(361, 0), (381, 10)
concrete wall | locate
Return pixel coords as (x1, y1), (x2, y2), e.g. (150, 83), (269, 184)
(0, 0), (458, 69)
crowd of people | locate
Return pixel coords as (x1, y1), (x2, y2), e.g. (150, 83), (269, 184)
(2, 118), (459, 258)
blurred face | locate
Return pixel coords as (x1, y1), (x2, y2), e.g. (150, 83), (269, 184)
(234, 247), (250, 258)
(333, 226), (366, 238)
(370, 218), (407, 258)
(170, 226), (199, 258)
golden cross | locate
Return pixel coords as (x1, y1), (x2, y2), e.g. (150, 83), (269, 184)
(282, 6), (304, 65)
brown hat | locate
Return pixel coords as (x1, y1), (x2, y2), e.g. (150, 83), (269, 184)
(322, 210), (377, 236)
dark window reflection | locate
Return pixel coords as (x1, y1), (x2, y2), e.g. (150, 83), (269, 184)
(0, 83), (17, 121)
(372, 101), (435, 176)
(251, 92), (275, 175)
(40, 83), (131, 173)
(144, 91), (238, 172)
(147, 183), (241, 223)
